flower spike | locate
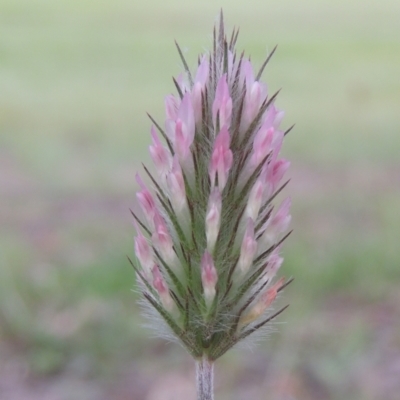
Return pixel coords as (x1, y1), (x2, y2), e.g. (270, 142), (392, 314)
(132, 15), (293, 375)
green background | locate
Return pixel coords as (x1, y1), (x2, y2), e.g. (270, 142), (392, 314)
(0, 0), (399, 399)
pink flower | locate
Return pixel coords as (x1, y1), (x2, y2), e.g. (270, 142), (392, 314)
(149, 126), (172, 182)
(263, 104), (284, 130)
(265, 158), (290, 198)
(263, 248), (284, 283)
(152, 265), (174, 311)
(212, 74), (232, 129)
(250, 126), (274, 169)
(238, 218), (258, 274)
(136, 174), (158, 229)
(201, 251), (218, 304)
(174, 93), (195, 161)
(260, 198), (291, 246)
(165, 94), (179, 121)
(134, 221), (153, 277)
(205, 187), (222, 251)
(245, 178), (264, 221)
(192, 55), (209, 123)
(240, 60), (267, 131)
(260, 277), (285, 309)
(167, 156), (187, 213)
(209, 126), (233, 192)
(239, 277), (285, 328)
(133, 15), (294, 360)
(152, 213), (175, 265)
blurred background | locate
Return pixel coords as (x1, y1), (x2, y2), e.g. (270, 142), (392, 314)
(0, 0), (399, 399)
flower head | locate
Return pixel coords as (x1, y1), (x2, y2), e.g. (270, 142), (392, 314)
(131, 13), (293, 361)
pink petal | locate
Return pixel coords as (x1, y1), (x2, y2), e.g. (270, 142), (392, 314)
(201, 251), (218, 303)
(212, 74), (232, 129)
(134, 221), (153, 275)
(264, 249), (284, 282)
(167, 156), (186, 212)
(192, 57), (209, 123)
(149, 126), (172, 176)
(195, 55), (209, 86)
(271, 197), (292, 233)
(136, 174), (157, 228)
(206, 187), (222, 251)
(165, 95), (179, 121)
(152, 265), (174, 311)
(209, 126), (233, 191)
(238, 218), (258, 273)
(250, 126), (274, 168)
(246, 179), (264, 220)
(174, 93), (195, 161)
(152, 213), (175, 263)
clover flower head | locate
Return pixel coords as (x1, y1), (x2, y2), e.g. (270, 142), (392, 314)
(130, 12), (293, 362)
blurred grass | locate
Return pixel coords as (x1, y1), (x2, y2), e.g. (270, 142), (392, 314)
(0, 0), (399, 399)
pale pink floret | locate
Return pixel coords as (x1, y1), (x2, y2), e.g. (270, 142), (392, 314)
(165, 94), (179, 121)
(239, 59), (254, 86)
(264, 249), (284, 283)
(244, 82), (263, 123)
(272, 197), (292, 232)
(261, 198), (291, 246)
(261, 277), (285, 309)
(265, 158), (290, 198)
(238, 218), (258, 274)
(164, 119), (176, 144)
(250, 126), (274, 169)
(152, 213), (175, 265)
(212, 74), (232, 129)
(205, 187), (222, 251)
(240, 60), (267, 131)
(176, 73), (189, 93)
(263, 104), (284, 129)
(201, 251), (218, 304)
(174, 93), (195, 161)
(152, 264), (174, 311)
(192, 56), (209, 123)
(167, 156), (187, 212)
(239, 277), (285, 328)
(209, 126), (233, 192)
(136, 174), (158, 229)
(245, 178), (264, 221)
(271, 130), (284, 155)
(149, 126), (172, 180)
(134, 221), (153, 277)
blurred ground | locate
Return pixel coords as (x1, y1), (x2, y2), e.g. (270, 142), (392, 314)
(0, 0), (399, 399)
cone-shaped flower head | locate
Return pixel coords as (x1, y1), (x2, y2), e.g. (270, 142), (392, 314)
(131, 13), (293, 361)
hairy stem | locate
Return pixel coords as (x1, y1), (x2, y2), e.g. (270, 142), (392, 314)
(196, 356), (214, 400)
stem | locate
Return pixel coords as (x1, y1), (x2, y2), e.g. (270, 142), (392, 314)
(196, 356), (214, 400)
